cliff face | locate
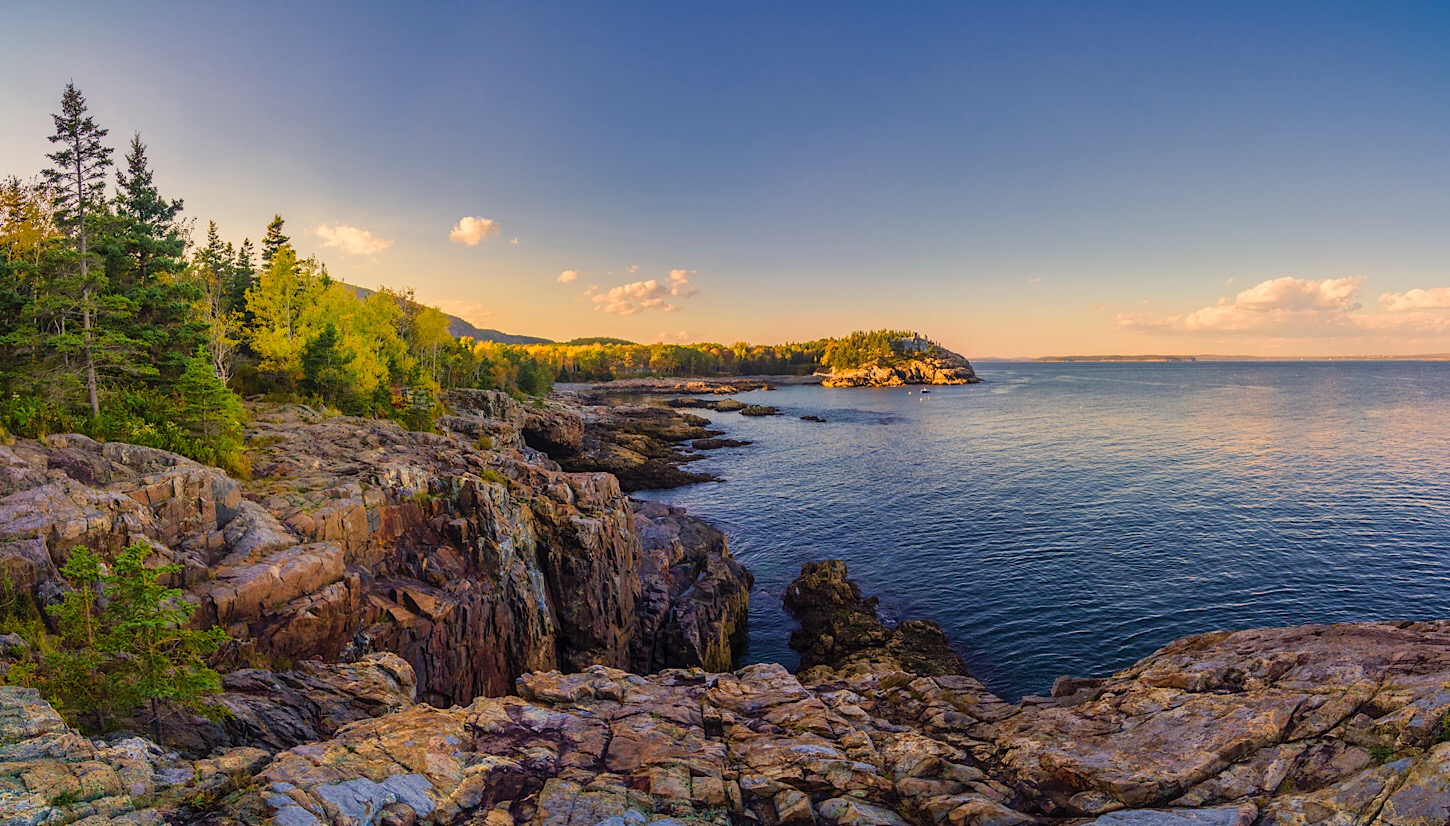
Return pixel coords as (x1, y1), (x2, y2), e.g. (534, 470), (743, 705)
(821, 347), (980, 387)
(0, 390), (749, 712)
(193, 564), (1450, 826)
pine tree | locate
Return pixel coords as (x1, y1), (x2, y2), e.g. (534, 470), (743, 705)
(259, 215), (289, 265)
(114, 134), (185, 284)
(40, 83), (114, 416)
(31, 548), (114, 732)
(102, 543), (228, 744)
(231, 237), (256, 314)
(176, 348), (245, 455)
(299, 322), (351, 404)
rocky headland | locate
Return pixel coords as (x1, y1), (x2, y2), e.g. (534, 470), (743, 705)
(2, 391), (1449, 826)
(821, 348), (981, 388)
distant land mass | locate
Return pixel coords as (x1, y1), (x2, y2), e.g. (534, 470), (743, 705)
(341, 283), (553, 345)
(979, 353), (1450, 362)
(1038, 354), (1197, 362)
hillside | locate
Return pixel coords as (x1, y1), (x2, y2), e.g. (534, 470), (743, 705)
(341, 282), (552, 345)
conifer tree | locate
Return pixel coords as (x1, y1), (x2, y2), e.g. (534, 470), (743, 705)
(176, 348), (245, 454)
(114, 134), (185, 284)
(40, 83), (114, 415)
(259, 215), (289, 265)
(103, 542), (227, 743)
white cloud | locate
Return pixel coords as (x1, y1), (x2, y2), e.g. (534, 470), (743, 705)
(1232, 276), (1362, 312)
(1117, 275), (1450, 338)
(313, 223), (393, 256)
(557, 269), (579, 284)
(1118, 276), (1364, 335)
(1381, 287), (1450, 312)
(656, 330), (693, 343)
(449, 217), (500, 246)
(510, 237), (520, 246)
(1224, 278), (1236, 287)
(591, 269), (700, 315)
(1027, 277), (1041, 284)
(627, 264), (639, 273)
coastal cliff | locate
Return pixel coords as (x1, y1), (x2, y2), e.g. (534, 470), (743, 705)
(821, 347), (980, 388)
(0, 390), (749, 713)
(3, 405), (1450, 826)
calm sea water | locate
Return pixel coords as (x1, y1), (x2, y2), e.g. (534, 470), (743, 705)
(634, 361), (1450, 700)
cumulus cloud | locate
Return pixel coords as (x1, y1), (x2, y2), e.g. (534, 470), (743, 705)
(591, 269), (699, 315)
(1381, 287), (1450, 312)
(1118, 276), (1450, 338)
(449, 217), (500, 246)
(510, 237), (520, 246)
(313, 223), (393, 256)
(627, 264), (638, 274)
(557, 270), (579, 284)
(656, 330), (693, 343)
(1118, 276), (1364, 335)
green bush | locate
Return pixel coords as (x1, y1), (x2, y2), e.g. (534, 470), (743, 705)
(7, 544), (229, 743)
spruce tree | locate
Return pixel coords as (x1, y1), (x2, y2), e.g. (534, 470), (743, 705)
(40, 83), (114, 416)
(259, 215), (289, 265)
(176, 349), (245, 464)
(114, 134), (185, 284)
(103, 543), (227, 744)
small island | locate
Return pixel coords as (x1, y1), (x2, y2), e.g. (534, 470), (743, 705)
(819, 331), (981, 388)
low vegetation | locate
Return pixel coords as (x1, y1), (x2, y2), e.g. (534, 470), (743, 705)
(4, 543), (229, 744)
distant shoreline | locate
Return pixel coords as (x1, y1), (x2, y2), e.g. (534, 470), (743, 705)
(980, 353), (1450, 363)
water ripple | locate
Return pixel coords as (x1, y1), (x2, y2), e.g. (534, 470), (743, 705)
(637, 362), (1450, 700)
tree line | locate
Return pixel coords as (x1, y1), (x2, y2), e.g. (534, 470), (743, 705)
(532, 328), (931, 381)
(0, 84), (556, 475)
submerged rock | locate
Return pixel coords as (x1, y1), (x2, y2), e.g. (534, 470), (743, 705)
(691, 438), (751, 450)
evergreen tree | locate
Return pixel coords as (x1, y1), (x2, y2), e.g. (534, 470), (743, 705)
(176, 349), (245, 456)
(101, 543), (227, 744)
(259, 215), (288, 265)
(27, 548), (114, 732)
(191, 225), (241, 383)
(40, 83), (114, 415)
(231, 237), (256, 314)
(114, 134), (185, 284)
(299, 322), (351, 404)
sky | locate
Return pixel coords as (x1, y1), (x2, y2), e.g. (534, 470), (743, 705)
(3, 1), (1450, 357)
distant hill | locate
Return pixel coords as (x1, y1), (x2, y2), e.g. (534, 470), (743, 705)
(562, 336), (638, 346)
(339, 283), (552, 345)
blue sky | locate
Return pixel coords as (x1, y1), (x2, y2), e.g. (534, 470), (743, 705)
(3, 1), (1450, 355)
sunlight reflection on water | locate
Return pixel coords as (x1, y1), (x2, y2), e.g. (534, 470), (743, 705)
(635, 361), (1450, 700)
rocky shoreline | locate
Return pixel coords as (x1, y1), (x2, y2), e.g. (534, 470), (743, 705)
(2, 388), (1449, 825)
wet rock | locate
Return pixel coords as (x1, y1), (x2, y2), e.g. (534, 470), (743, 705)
(691, 438), (751, 450)
(785, 560), (967, 679)
(631, 501), (752, 673)
(739, 404), (781, 417)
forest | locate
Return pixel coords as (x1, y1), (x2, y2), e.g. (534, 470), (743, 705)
(0, 85), (555, 475)
(527, 328), (930, 381)
(0, 85), (936, 478)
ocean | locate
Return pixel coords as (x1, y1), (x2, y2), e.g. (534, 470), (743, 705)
(633, 361), (1450, 700)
